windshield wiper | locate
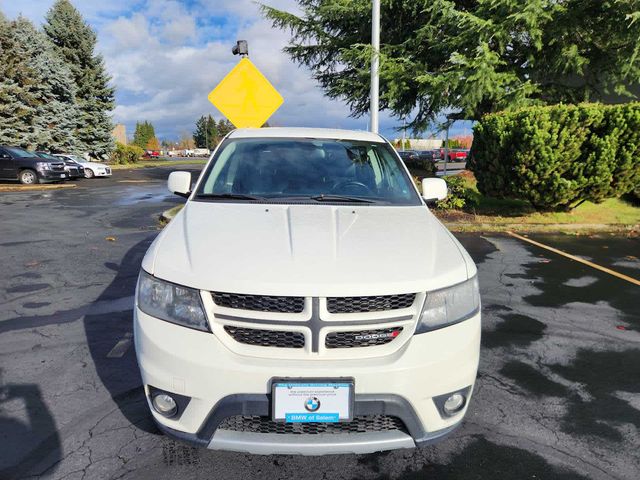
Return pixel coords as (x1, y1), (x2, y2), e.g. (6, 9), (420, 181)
(309, 194), (376, 204)
(195, 193), (266, 201)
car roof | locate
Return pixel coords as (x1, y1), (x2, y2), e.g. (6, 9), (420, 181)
(228, 127), (386, 142)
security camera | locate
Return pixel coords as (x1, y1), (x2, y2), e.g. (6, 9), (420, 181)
(232, 40), (249, 57)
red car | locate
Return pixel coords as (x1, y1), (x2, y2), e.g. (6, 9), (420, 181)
(143, 150), (160, 159)
(439, 148), (469, 161)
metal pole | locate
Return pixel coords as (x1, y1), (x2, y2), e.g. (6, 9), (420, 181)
(370, 0), (380, 133)
(402, 118), (406, 152)
(443, 122), (451, 176)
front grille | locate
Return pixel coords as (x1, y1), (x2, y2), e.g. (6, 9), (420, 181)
(327, 294), (416, 313)
(224, 326), (305, 348)
(217, 415), (407, 435)
(212, 292), (305, 313)
(325, 327), (404, 349)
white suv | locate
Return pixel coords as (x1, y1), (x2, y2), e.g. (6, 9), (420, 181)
(134, 128), (480, 455)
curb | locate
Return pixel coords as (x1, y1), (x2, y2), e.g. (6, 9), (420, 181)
(0, 183), (77, 192)
(442, 222), (638, 234)
(160, 205), (183, 223)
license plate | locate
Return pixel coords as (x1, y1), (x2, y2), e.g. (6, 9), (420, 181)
(272, 379), (354, 423)
(60, 174), (66, 178)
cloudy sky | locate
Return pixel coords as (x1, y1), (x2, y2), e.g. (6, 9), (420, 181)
(1, 0), (472, 142)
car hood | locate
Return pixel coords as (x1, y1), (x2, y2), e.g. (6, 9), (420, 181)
(143, 202), (473, 297)
(82, 162), (107, 169)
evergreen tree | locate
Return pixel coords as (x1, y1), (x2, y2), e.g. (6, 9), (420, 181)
(264, 0), (640, 130)
(0, 16), (78, 151)
(193, 115), (218, 149)
(0, 14), (36, 146)
(44, 0), (115, 157)
(133, 121), (155, 149)
(216, 118), (235, 138)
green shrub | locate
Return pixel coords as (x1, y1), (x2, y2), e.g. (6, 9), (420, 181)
(109, 142), (144, 164)
(435, 175), (478, 210)
(469, 103), (640, 211)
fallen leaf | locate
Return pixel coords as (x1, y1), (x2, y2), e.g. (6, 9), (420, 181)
(105, 236), (116, 242)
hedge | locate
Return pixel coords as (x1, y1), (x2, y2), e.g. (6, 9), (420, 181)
(109, 142), (144, 165)
(468, 103), (640, 211)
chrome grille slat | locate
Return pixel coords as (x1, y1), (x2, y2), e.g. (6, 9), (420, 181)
(327, 294), (416, 313)
(217, 415), (407, 434)
(212, 292), (305, 313)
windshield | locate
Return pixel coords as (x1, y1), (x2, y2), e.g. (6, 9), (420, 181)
(36, 152), (58, 160)
(195, 138), (421, 205)
(5, 147), (36, 158)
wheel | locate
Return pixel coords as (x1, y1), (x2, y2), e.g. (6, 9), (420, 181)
(84, 169), (95, 179)
(19, 169), (39, 185)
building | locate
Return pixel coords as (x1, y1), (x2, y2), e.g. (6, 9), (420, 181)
(112, 124), (127, 145)
(393, 138), (443, 150)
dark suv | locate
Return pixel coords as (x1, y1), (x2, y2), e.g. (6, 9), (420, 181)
(0, 146), (67, 184)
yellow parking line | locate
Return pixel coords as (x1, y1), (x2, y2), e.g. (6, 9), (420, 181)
(507, 231), (640, 286)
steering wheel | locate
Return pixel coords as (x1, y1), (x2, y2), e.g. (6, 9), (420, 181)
(331, 180), (373, 195)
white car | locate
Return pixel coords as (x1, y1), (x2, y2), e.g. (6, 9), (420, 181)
(134, 127), (480, 455)
(53, 154), (112, 178)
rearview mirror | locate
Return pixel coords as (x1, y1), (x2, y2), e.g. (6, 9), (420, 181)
(168, 171), (191, 198)
(421, 178), (447, 203)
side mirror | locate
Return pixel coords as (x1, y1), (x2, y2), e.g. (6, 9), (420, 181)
(168, 171), (191, 198)
(421, 177), (447, 203)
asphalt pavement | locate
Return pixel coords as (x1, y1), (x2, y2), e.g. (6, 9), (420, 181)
(0, 166), (639, 479)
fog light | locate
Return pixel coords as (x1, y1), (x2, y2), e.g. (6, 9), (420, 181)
(443, 393), (465, 415)
(152, 393), (178, 417)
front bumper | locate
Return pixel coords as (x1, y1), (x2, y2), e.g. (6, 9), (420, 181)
(38, 170), (67, 182)
(134, 308), (480, 454)
(93, 168), (112, 177)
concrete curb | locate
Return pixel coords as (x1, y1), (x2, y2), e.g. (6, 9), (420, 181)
(443, 222), (638, 234)
(160, 205), (183, 223)
(0, 183), (77, 192)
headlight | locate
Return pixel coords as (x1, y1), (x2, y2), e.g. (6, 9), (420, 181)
(416, 276), (480, 333)
(35, 162), (51, 171)
(137, 271), (209, 332)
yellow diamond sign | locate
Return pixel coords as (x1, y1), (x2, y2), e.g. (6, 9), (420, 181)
(208, 58), (284, 128)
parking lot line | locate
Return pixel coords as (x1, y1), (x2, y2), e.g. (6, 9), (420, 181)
(106, 332), (133, 358)
(507, 231), (640, 286)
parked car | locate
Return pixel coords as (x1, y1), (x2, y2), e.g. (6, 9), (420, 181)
(0, 145), (67, 184)
(191, 148), (210, 157)
(416, 150), (437, 163)
(143, 150), (160, 159)
(135, 127), (481, 455)
(439, 148), (468, 162)
(53, 154), (112, 178)
(36, 151), (84, 179)
(396, 149), (420, 168)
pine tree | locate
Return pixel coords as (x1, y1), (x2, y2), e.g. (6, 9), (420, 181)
(264, 0), (640, 130)
(133, 121), (155, 149)
(44, 0), (115, 157)
(192, 115), (219, 149)
(0, 14), (36, 146)
(0, 16), (78, 151)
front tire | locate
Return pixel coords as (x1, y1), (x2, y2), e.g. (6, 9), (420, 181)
(84, 169), (95, 179)
(19, 169), (39, 185)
